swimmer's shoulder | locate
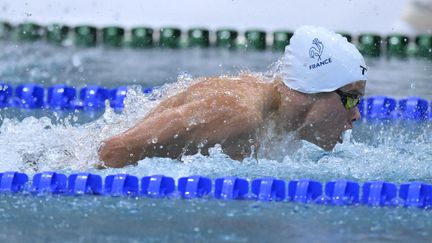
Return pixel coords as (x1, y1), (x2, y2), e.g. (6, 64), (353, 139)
(186, 74), (280, 106)
(192, 73), (276, 88)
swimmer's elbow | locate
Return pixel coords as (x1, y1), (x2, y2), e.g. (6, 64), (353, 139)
(239, 109), (264, 129)
(219, 109), (263, 137)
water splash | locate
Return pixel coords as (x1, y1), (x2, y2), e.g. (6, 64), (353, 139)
(1, 79), (432, 182)
(0, 40), (431, 182)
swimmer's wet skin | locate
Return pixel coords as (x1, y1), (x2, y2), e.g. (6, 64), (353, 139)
(98, 26), (367, 168)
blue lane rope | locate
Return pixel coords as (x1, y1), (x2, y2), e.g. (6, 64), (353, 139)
(1, 83), (431, 121)
(1, 171), (431, 209)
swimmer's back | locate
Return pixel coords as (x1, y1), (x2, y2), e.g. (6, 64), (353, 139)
(149, 74), (278, 116)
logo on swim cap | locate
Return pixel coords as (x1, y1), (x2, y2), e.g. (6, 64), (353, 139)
(309, 38), (324, 61)
(308, 38), (332, 70)
(360, 65), (367, 75)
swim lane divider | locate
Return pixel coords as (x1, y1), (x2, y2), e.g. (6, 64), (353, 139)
(0, 171), (431, 209)
(1, 83), (431, 121)
(1, 21), (432, 58)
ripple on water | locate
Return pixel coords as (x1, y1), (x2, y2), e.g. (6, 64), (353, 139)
(1, 41), (432, 242)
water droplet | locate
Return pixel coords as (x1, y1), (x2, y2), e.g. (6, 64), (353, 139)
(151, 137), (158, 144)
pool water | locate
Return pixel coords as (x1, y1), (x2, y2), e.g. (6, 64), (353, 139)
(1, 40), (432, 242)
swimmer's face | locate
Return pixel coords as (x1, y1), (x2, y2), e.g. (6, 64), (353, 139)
(299, 80), (366, 150)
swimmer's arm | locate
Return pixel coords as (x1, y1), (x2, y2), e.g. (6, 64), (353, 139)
(98, 97), (263, 168)
(145, 90), (188, 118)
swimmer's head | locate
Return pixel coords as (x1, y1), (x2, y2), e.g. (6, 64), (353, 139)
(282, 26), (367, 94)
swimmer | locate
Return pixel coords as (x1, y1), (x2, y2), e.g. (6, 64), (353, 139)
(98, 26), (367, 168)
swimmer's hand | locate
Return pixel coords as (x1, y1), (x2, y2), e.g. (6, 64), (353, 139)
(98, 136), (139, 168)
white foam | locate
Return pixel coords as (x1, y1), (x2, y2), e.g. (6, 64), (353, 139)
(0, 75), (431, 183)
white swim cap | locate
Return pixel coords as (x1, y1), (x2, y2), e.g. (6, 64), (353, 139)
(282, 26), (367, 94)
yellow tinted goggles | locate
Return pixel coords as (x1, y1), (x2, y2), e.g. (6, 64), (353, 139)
(336, 90), (361, 110)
